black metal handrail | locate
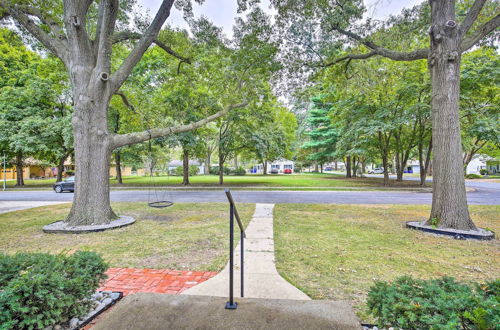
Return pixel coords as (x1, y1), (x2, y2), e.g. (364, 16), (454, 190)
(224, 188), (245, 310)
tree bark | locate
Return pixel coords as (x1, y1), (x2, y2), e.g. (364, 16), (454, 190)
(345, 156), (352, 178)
(15, 152), (24, 187)
(56, 153), (70, 182)
(352, 156), (357, 177)
(263, 160), (268, 175)
(334, 160), (338, 171)
(205, 150), (211, 175)
(218, 153), (224, 185)
(381, 153), (389, 186)
(182, 148), (189, 185)
(427, 0), (476, 230)
(65, 97), (117, 226)
(115, 151), (123, 184)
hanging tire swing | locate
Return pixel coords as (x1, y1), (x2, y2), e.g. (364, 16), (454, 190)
(146, 131), (174, 209)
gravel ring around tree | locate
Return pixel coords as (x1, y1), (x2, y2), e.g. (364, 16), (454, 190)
(43, 216), (135, 234)
(406, 221), (495, 240)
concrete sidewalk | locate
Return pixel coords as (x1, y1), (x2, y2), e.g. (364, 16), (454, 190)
(93, 293), (360, 330)
(183, 203), (310, 300)
(0, 201), (65, 214)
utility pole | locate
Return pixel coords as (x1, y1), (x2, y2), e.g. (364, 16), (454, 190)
(3, 152), (6, 191)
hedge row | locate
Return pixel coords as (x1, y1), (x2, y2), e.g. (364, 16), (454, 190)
(0, 251), (108, 329)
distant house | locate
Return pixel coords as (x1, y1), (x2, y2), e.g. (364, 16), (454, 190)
(0, 157), (133, 180)
(167, 160), (205, 175)
(405, 160), (421, 174)
(466, 155), (499, 175)
(250, 160), (294, 174)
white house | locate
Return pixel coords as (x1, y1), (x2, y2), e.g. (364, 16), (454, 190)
(167, 160), (205, 175)
(250, 160), (294, 174)
(406, 160), (421, 174)
(465, 155), (499, 175)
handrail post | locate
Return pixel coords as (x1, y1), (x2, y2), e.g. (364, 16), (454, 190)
(240, 228), (244, 298)
(225, 202), (237, 309)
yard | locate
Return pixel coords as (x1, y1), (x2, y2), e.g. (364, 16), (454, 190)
(0, 202), (254, 272)
(5, 173), (428, 190)
(273, 204), (500, 320)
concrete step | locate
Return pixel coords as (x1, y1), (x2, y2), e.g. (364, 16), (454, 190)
(93, 293), (361, 330)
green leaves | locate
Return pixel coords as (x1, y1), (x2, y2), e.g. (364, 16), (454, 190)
(367, 276), (500, 329)
(0, 251), (108, 329)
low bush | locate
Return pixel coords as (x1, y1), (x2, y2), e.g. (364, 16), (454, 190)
(0, 251), (108, 329)
(367, 276), (500, 329)
(466, 173), (481, 179)
(174, 165), (199, 177)
(480, 169), (488, 175)
(209, 166), (230, 175)
(231, 166), (246, 176)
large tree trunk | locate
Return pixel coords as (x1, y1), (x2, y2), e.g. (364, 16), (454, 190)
(115, 151), (123, 184)
(263, 160), (268, 175)
(57, 157), (65, 183)
(426, 1), (475, 230)
(352, 157), (357, 177)
(218, 153), (224, 185)
(15, 152), (24, 187)
(205, 150), (211, 175)
(418, 137), (432, 187)
(65, 99), (117, 226)
(182, 148), (189, 185)
(56, 152), (72, 182)
(382, 153), (389, 186)
(345, 156), (352, 178)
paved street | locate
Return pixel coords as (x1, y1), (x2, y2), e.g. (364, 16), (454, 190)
(0, 183), (498, 205)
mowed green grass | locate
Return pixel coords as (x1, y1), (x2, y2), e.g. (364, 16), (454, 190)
(0, 202), (254, 272)
(273, 204), (500, 319)
(6, 173), (427, 189)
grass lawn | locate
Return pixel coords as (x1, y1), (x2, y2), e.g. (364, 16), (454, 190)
(6, 173), (428, 190)
(0, 202), (254, 272)
(273, 204), (500, 320)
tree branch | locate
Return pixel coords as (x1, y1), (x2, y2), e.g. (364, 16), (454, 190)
(324, 51), (377, 66)
(111, 102), (248, 149)
(95, 0), (119, 71)
(325, 26), (429, 65)
(114, 91), (137, 113)
(460, 13), (500, 51)
(459, 0), (488, 37)
(110, 0), (175, 93)
(0, 1), (68, 60)
(112, 31), (191, 64)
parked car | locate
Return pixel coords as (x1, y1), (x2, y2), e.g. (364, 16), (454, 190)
(53, 176), (75, 193)
(284, 168), (293, 174)
(368, 168), (384, 174)
(270, 168), (279, 174)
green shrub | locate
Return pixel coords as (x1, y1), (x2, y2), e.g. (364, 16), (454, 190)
(466, 173), (481, 179)
(367, 276), (500, 330)
(174, 165), (199, 177)
(231, 166), (246, 176)
(480, 169), (488, 175)
(0, 251), (108, 329)
(210, 166), (230, 175)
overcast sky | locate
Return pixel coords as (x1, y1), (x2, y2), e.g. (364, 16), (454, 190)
(137, 0), (426, 36)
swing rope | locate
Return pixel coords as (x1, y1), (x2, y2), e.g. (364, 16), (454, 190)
(147, 130), (173, 209)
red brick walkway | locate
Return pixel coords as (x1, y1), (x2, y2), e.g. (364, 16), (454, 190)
(98, 268), (218, 296)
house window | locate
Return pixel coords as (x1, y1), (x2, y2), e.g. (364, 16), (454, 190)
(284, 164), (292, 169)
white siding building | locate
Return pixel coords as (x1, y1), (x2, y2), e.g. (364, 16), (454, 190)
(250, 160), (294, 174)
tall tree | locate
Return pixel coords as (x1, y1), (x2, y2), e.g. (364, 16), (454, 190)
(302, 96), (339, 173)
(0, 1), (266, 226)
(243, 0), (500, 230)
